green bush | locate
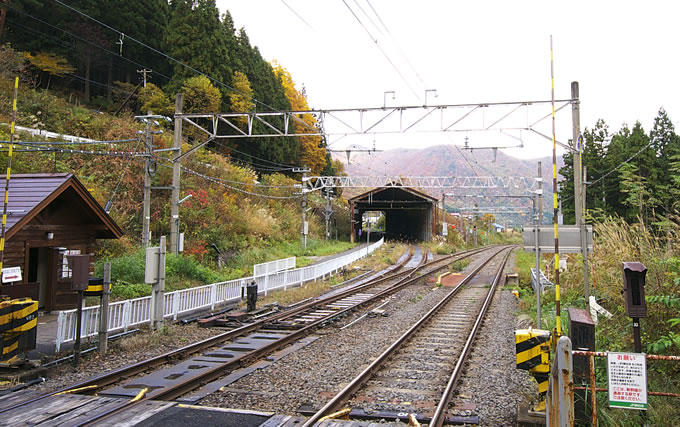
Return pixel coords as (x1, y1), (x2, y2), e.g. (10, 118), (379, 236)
(95, 249), (146, 284)
(165, 253), (223, 284)
(111, 281), (152, 300)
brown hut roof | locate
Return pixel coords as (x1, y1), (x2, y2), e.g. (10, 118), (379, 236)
(0, 173), (123, 240)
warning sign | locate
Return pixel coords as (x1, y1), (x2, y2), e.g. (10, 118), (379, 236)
(607, 352), (647, 410)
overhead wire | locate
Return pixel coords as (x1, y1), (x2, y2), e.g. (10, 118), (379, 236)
(352, 0), (384, 36)
(561, 136), (656, 204)
(105, 136), (145, 211)
(188, 152), (300, 188)
(339, 0), (422, 102)
(280, 0), (314, 30)
(0, 144), (142, 157)
(364, 0), (427, 87)
(9, 138), (138, 145)
(64, 73), (136, 94)
(53, 0), (291, 114)
(210, 140), (299, 171)
(154, 161), (301, 200)
(2, 3), (173, 83)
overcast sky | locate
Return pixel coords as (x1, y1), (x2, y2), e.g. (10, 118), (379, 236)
(217, 1), (680, 160)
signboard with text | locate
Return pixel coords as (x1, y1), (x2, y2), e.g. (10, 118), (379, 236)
(1, 267), (22, 283)
(607, 352), (647, 410)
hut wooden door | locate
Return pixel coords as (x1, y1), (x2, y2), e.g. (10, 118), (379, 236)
(47, 248), (78, 311)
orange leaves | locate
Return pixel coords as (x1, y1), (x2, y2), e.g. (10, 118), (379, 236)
(272, 61), (327, 174)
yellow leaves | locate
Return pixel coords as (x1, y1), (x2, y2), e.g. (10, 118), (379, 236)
(272, 61), (327, 174)
(181, 75), (221, 113)
(24, 52), (75, 76)
(481, 213), (496, 225)
(140, 83), (173, 115)
(228, 71), (254, 127)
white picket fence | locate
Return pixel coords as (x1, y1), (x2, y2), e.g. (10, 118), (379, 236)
(253, 256), (295, 277)
(55, 239), (384, 351)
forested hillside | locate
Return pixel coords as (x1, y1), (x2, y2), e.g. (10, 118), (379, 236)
(559, 110), (680, 226)
(0, 0), (349, 268)
(0, 0), (339, 175)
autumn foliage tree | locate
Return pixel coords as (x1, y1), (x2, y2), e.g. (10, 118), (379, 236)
(24, 52), (75, 89)
(228, 70), (254, 127)
(273, 62), (327, 174)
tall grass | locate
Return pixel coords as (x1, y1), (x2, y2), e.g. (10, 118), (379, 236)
(517, 215), (680, 424)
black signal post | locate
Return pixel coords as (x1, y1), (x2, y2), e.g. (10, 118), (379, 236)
(622, 262), (647, 353)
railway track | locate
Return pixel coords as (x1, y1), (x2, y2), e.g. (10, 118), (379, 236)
(303, 246), (514, 426)
(0, 244), (497, 425)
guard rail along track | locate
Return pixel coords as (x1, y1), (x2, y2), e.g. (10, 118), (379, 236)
(0, 245), (496, 425)
(303, 245), (514, 426)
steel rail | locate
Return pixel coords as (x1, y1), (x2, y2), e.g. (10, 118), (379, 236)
(0, 246), (490, 420)
(302, 245), (511, 426)
(430, 247), (513, 427)
(74, 247), (494, 426)
(0, 246), (412, 415)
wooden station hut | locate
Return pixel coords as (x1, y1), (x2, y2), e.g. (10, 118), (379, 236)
(0, 173), (122, 311)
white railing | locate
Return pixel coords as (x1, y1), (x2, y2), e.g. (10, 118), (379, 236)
(253, 256), (295, 277)
(55, 239), (383, 351)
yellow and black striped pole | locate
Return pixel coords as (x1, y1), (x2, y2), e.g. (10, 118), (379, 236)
(550, 37), (561, 336)
(0, 77), (18, 272)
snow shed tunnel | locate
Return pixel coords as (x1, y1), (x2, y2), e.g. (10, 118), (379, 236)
(348, 186), (438, 242)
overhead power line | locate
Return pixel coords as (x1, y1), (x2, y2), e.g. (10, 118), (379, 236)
(365, 0), (427, 87)
(280, 0), (314, 30)
(561, 137), (657, 204)
(340, 0), (422, 101)
(2, 4), (173, 83)
(53, 0), (289, 115)
(154, 160), (301, 200)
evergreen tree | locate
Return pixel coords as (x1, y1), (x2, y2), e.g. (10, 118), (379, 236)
(649, 108), (680, 215)
(582, 120), (609, 220)
(164, 0), (232, 94)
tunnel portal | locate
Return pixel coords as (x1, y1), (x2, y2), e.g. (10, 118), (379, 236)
(349, 187), (438, 242)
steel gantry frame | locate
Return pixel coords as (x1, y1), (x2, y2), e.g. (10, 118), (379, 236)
(301, 175), (539, 193)
(173, 98), (578, 161)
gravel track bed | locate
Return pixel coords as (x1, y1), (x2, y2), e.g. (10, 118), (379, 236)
(452, 251), (538, 426)
(200, 252), (493, 415)
(30, 324), (225, 394)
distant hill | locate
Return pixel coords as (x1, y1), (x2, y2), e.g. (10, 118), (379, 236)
(333, 145), (565, 226)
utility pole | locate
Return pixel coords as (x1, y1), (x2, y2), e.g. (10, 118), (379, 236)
(142, 112), (152, 247)
(170, 94), (183, 254)
(572, 81), (582, 224)
(535, 163), (542, 327)
(442, 193), (446, 236)
(582, 165), (590, 300)
(137, 69), (151, 88)
(300, 168), (308, 249)
(538, 161), (543, 225)
(323, 189), (333, 240)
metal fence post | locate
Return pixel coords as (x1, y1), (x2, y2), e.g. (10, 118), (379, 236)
(210, 284), (217, 310)
(55, 311), (66, 352)
(172, 292), (180, 320)
(123, 300), (132, 332)
(547, 336), (574, 426)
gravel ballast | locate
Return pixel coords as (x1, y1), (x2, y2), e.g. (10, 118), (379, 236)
(200, 251), (538, 425)
(15, 248), (538, 426)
